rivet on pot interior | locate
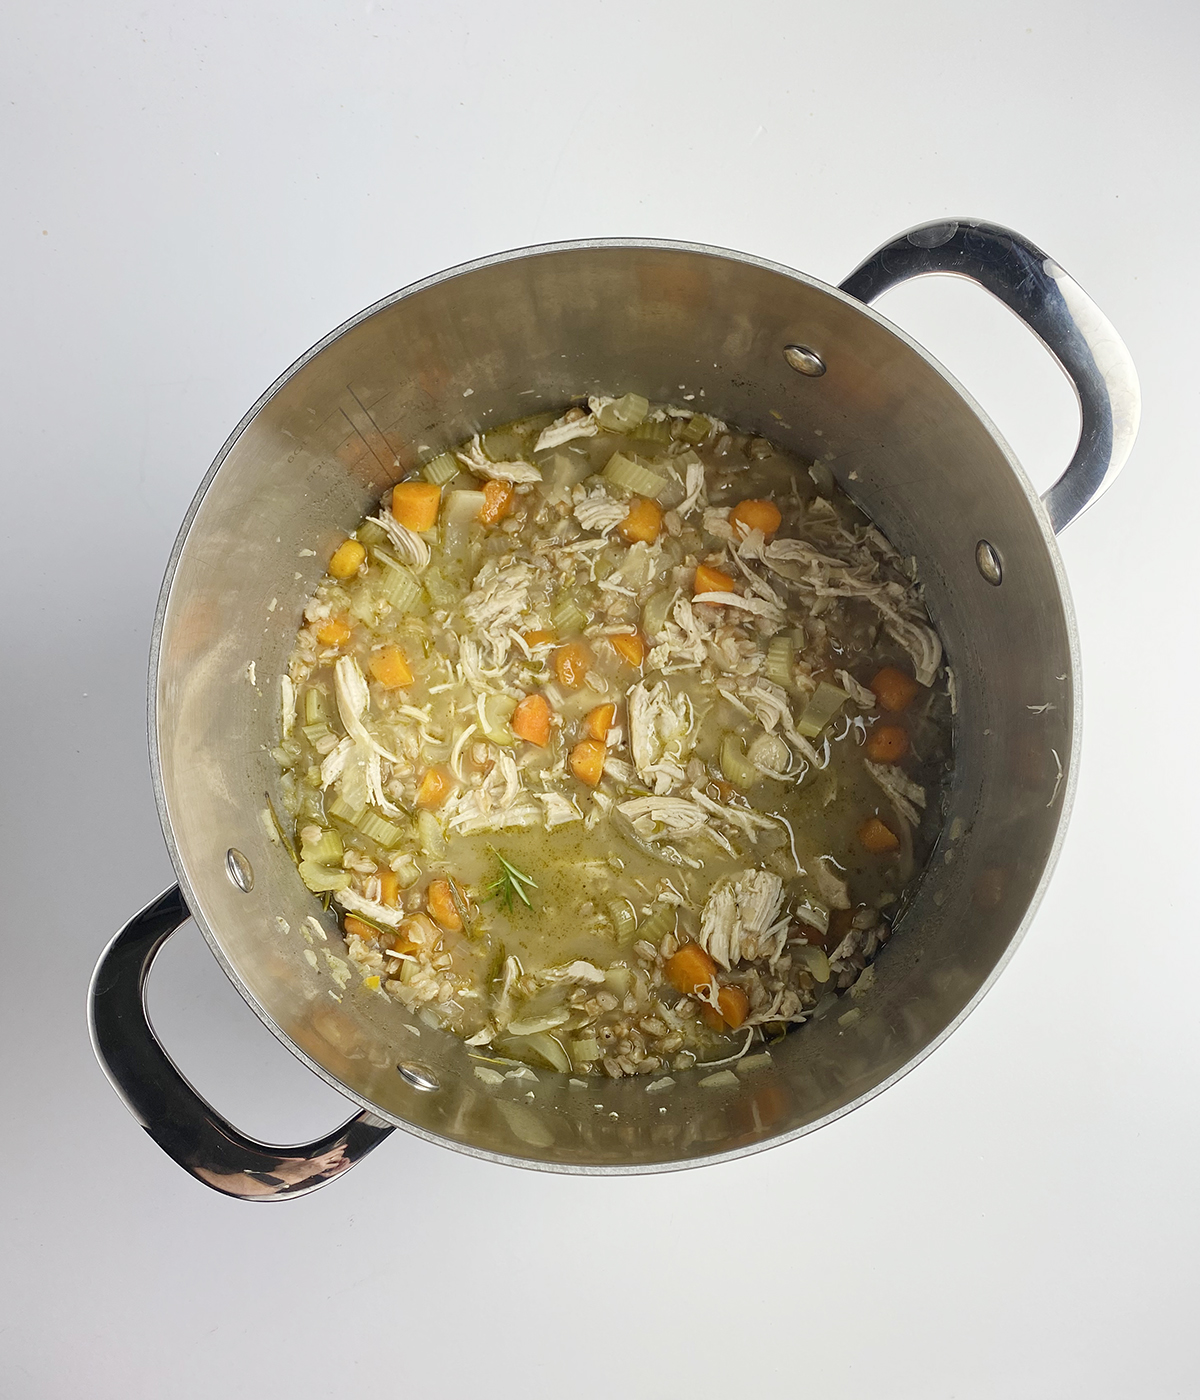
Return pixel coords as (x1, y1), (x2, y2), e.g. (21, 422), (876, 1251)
(976, 540), (1003, 586)
(397, 1062), (440, 1092)
(225, 848), (254, 892)
(783, 344), (827, 377)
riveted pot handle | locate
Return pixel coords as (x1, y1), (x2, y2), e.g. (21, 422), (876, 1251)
(838, 219), (1141, 534)
(88, 886), (394, 1200)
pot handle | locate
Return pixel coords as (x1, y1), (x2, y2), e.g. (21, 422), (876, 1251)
(88, 886), (394, 1200)
(838, 219), (1140, 534)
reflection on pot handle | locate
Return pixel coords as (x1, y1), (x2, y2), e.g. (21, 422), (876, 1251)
(838, 219), (1140, 535)
(88, 887), (394, 1200)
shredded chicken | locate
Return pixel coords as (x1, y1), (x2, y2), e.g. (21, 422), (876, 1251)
(456, 434), (542, 484)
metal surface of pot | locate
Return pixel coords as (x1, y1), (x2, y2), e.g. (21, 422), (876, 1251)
(89, 221), (1139, 1197)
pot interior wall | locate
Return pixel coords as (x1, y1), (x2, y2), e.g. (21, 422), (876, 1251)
(155, 243), (1074, 1170)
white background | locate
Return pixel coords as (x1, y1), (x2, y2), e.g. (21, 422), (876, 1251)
(3, 3), (1197, 1396)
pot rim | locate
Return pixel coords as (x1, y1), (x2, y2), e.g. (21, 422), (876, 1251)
(147, 236), (1082, 1174)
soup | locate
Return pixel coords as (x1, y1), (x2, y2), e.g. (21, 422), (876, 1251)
(271, 393), (953, 1080)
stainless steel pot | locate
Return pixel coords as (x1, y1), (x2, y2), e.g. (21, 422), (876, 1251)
(89, 220), (1139, 1198)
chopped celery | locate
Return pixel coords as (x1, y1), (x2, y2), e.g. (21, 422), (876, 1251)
(327, 792), (367, 825)
(301, 721), (333, 747)
(681, 414), (711, 444)
(570, 1036), (603, 1065)
(481, 692), (518, 744)
(550, 592), (588, 636)
(720, 734), (758, 790)
(631, 417), (672, 444)
(300, 826), (344, 866)
(423, 567), (458, 608)
(597, 393), (649, 433)
(303, 688), (326, 726)
(422, 452), (460, 486)
(298, 860), (351, 893)
(602, 452), (667, 499)
(641, 589), (675, 639)
(417, 809), (446, 858)
(797, 681), (850, 738)
(765, 634), (794, 689)
(356, 809), (406, 848)
(637, 903), (677, 946)
(373, 554), (420, 614)
(356, 519), (388, 548)
(607, 899), (637, 940)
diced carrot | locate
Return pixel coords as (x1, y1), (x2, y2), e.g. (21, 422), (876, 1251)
(314, 614), (352, 647)
(368, 644), (412, 689)
(415, 765), (452, 809)
(701, 985), (751, 1031)
(390, 481), (442, 532)
(480, 479), (514, 526)
(694, 563), (735, 595)
(569, 738), (606, 786)
(327, 538), (366, 579)
(609, 632), (646, 668)
(555, 640), (592, 689)
(584, 703), (616, 741)
(729, 499), (782, 542)
(619, 496), (663, 544)
(870, 665), (920, 713)
(426, 878), (463, 931)
(858, 815), (900, 853)
(523, 629), (556, 648)
(665, 942), (718, 996)
(343, 915), (377, 941)
(378, 868), (400, 908)
(512, 692), (552, 746)
(865, 723), (909, 763)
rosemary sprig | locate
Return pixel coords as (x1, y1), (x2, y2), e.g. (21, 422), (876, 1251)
(485, 848), (538, 912)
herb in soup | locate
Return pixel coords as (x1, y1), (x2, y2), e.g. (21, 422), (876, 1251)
(273, 394), (953, 1078)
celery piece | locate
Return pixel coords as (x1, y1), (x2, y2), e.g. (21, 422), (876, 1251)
(356, 809), (405, 849)
(303, 687), (326, 726)
(550, 592), (588, 636)
(641, 588), (675, 639)
(327, 791), (367, 826)
(345, 581), (377, 626)
(422, 452), (460, 486)
(300, 826), (344, 866)
(570, 1036), (603, 1065)
(720, 734), (758, 790)
(417, 809), (446, 858)
(607, 899), (637, 940)
(481, 692), (518, 745)
(373, 555), (420, 614)
(637, 903), (677, 946)
(301, 722), (333, 747)
(765, 635), (794, 689)
(796, 681), (850, 738)
(602, 452), (667, 500)
(423, 567), (458, 609)
(631, 417), (672, 444)
(681, 414), (711, 444)
(356, 519), (388, 548)
(597, 393), (649, 433)
(298, 860), (352, 894)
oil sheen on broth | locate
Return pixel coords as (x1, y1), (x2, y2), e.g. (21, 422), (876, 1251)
(273, 394), (953, 1080)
